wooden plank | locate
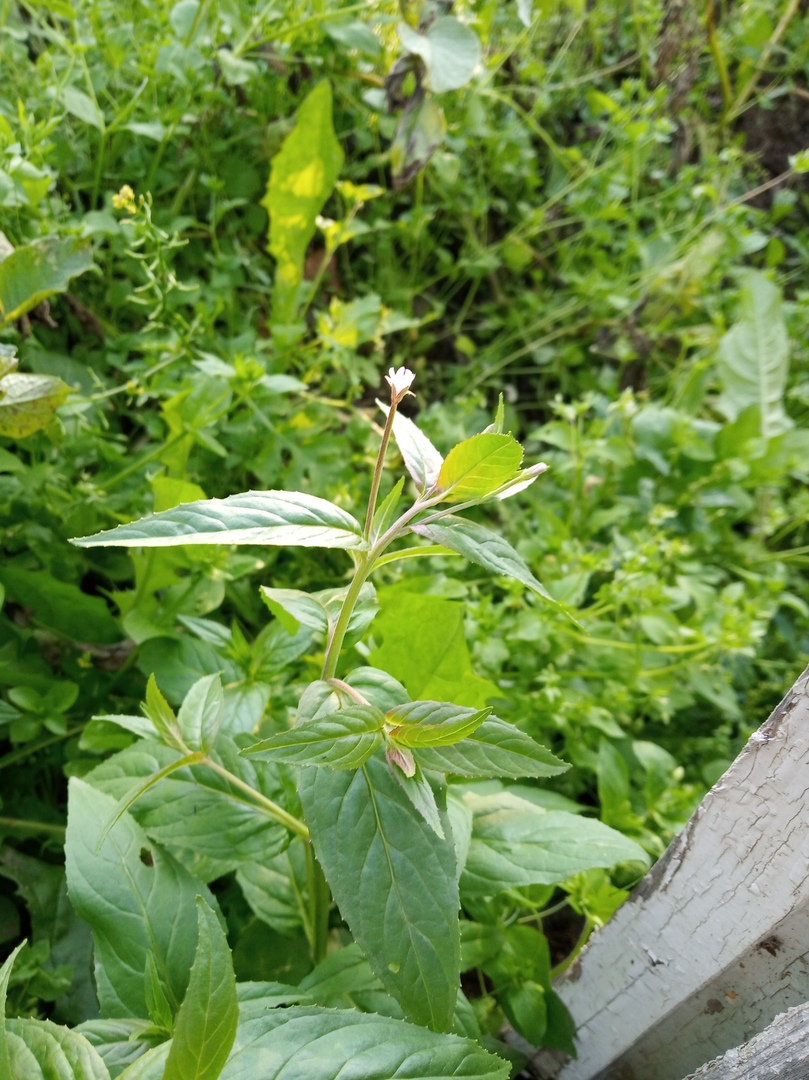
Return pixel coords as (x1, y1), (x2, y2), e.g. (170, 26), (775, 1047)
(683, 1002), (809, 1079)
(528, 663), (809, 1080)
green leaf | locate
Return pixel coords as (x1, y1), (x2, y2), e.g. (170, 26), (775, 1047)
(263, 81), (344, 324)
(369, 588), (499, 708)
(389, 762), (445, 838)
(163, 898), (238, 1080)
(87, 739), (289, 882)
(65, 779), (219, 1017)
(118, 1042), (171, 1079)
(177, 674), (224, 753)
(0, 565), (120, 644)
(74, 1019), (155, 1076)
(325, 17), (382, 56)
(71, 490), (365, 550)
(5, 1017), (112, 1079)
(62, 86), (104, 129)
(415, 717), (568, 779)
(412, 517), (553, 602)
(398, 16), (482, 93)
(0, 942), (22, 1076)
(0, 236), (94, 327)
(145, 951), (174, 1032)
(0, 372), (70, 437)
(298, 754), (461, 1031)
(459, 791), (650, 895)
(391, 90), (446, 190)
(717, 269), (792, 438)
(386, 700), (491, 747)
(436, 434), (523, 504)
(244, 705), (386, 769)
(377, 401), (444, 491)
(143, 675), (185, 750)
(260, 582), (377, 639)
(371, 477), (405, 538)
(220, 1005), (509, 1079)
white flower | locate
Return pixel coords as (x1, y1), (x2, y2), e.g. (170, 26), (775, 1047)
(385, 366), (416, 403)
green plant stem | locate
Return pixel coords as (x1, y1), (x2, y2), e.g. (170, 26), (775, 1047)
(0, 817), (66, 839)
(0, 727), (84, 771)
(364, 398), (398, 539)
(305, 844), (331, 965)
(551, 916), (595, 978)
(320, 556), (373, 680)
(203, 757), (309, 838)
(728, 0), (801, 120)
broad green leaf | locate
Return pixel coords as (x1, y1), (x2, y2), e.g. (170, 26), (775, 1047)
(398, 17), (482, 93)
(65, 779), (218, 1017)
(369, 587), (499, 708)
(436, 434), (523, 503)
(87, 739), (289, 882)
(717, 269), (792, 438)
(5, 1017), (112, 1080)
(163, 898), (238, 1080)
(415, 717), (568, 779)
(324, 17), (382, 57)
(74, 1019), (155, 1076)
(386, 700), (491, 747)
(0, 564), (120, 644)
(263, 82), (344, 324)
(236, 845), (307, 936)
(298, 754), (460, 1031)
(296, 942), (393, 1012)
(412, 517), (553, 602)
(220, 1005), (509, 1079)
(118, 1042), (171, 1079)
(244, 705), (386, 769)
(62, 85), (104, 129)
(377, 401), (444, 491)
(459, 791), (649, 895)
(391, 91), (446, 190)
(0, 236), (94, 327)
(177, 674), (224, 753)
(345, 667), (411, 711)
(70, 491), (365, 550)
(0, 372), (70, 436)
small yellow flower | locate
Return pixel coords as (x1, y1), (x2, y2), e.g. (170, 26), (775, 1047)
(112, 185), (137, 213)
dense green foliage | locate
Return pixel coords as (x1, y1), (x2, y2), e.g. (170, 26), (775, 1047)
(2, 0), (809, 1073)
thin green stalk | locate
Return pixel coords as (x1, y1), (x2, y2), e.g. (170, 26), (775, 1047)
(0, 728), (84, 771)
(203, 757), (309, 838)
(364, 401), (398, 539)
(320, 556), (373, 680)
(0, 817), (66, 839)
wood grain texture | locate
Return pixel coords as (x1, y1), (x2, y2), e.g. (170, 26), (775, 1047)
(684, 1002), (809, 1079)
(532, 664), (809, 1080)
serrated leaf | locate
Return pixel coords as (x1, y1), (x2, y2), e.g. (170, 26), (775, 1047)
(0, 372), (70, 437)
(412, 517), (553, 601)
(163, 898), (238, 1080)
(717, 269), (792, 438)
(220, 1005), (509, 1079)
(414, 716), (568, 779)
(87, 739), (289, 882)
(0, 236), (94, 327)
(437, 434), (523, 503)
(5, 1017), (112, 1079)
(387, 700), (491, 748)
(65, 779), (219, 1017)
(460, 791), (650, 895)
(71, 490), (365, 550)
(73, 1019), (155, 1076)
(263, 81), (344, 325)
(298, 754), (460, 1031)
(261, 582), (377, 639)
(246, 705), (385, 769)
(177, 674), (224, 753)
(377, 401), (444, 491)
